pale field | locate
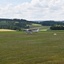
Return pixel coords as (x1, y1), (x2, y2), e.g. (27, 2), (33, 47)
(0, 29), (15, 31)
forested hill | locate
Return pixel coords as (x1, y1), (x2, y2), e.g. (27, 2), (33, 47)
(0, 18), (30, 30)
(0, 18), (39, 30)
(0, 18), (64, 30)
(40, 21), (64, 26)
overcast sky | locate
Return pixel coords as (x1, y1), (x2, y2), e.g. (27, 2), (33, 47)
(0, 0), (64, 21)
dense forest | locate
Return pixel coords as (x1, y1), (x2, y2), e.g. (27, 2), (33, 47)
(50, 25), (64, 30)
(0, 18), (32, 30)
(0, 18), (64, 30)
(40, 21), (64, 26)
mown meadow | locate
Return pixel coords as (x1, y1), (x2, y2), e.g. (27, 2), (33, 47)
(0, 31), (64, 64)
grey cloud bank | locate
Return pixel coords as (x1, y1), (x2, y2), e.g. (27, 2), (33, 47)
(0, 0), (64, 21)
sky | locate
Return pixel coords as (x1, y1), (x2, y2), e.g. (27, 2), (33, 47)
(0, 0), (64, 21)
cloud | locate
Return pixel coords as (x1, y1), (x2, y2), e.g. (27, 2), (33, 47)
(0, 0), (64, 20)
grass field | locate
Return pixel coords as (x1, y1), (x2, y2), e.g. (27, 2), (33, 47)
(0, 31), (64, 64)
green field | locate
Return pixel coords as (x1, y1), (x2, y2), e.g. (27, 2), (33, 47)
(0, 31), (64, 64)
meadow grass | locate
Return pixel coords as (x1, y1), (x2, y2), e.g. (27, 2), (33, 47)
(0, 31), (64, 64)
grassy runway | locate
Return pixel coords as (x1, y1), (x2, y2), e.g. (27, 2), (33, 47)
(0, 31), (64, 64)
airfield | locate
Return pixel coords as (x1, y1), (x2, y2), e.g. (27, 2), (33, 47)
(0, 29), (64, 64)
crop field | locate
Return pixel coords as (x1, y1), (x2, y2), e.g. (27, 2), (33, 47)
(0, 31), (64, 64)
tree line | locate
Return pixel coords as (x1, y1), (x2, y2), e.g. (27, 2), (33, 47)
(0, 18), (32, 30)
(0, 18), (64, 30)
(50, 25), (64, 30)
(40, 21), (64, 26)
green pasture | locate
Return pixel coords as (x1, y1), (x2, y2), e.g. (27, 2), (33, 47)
(0, 31), (64, 64)
(31, 24), (50, 32)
